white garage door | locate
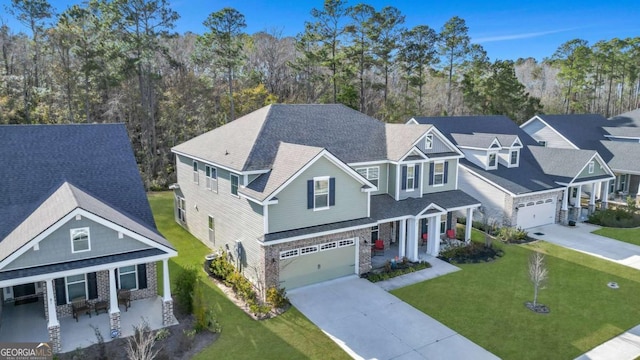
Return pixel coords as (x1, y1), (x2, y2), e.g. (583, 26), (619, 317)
(279, 239), (356, 290)
(516, 198), (556, 229)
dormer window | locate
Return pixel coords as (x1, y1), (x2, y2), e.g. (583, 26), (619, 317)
(510, 150), (519, 166)
(425, 134), (433, 150)
(488, 153), (497, 169)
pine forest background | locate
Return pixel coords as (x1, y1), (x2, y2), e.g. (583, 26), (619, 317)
(2, 0), (639, 188)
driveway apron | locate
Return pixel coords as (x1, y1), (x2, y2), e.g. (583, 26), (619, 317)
(288, 276), (498, 360)
(529, 223), (640, 270)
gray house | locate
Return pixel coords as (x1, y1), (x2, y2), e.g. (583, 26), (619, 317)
(0, 124), (177, 352)
(172, 104), (479, 290)
(409, 116), (614, 228)
(521, 112), (640, 206)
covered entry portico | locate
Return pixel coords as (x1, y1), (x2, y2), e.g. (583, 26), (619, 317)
(370, 191), (480, 261)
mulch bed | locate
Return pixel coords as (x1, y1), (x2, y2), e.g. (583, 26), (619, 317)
(525, 301), (550, 314)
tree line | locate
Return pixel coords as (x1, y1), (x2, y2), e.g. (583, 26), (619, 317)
(1, 0), (638, 188)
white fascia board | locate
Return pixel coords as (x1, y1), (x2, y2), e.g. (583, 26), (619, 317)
(569, 153), (615, 184)
(446, 203), (482, 212)
(406, 118), (419, 124)
(512, 187), (564, 198)
(0, 208), (176, 270)
(348, 160), (389, 167)
(560, 176), (616, 187)
(399, 147), (429, 162)
(264, 149), (376, 203)
(603, 135), (640, 141)
(458, 145), (491, 151)
(0, 253), (174, 288)
(417, 204), (447, 217)
(429, 127), (465, 156)
(171, 149), (269, 177)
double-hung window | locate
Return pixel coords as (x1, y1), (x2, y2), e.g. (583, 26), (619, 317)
(193, 161), (199, 184)
(425, 134), (433, 149)
(70, 228), (90, 253)
(488, 153), (497, 168)
(177, 196), (186, 223)
(66, 274), (87, 302)
(205, 165), (218, 191)
(119, 265), (138, 290)
(406, 165), (415, 190)
(314, 177), (329, 209)
(230, 174), (239, 196)
(433, 162), (445, 186)
(356, 166), (379, 187)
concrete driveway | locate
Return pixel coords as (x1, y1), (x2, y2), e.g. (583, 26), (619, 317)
(528, 223), (640, 270)
(288, 276), (498, 360)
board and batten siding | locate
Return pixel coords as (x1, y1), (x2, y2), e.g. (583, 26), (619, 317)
(418, 133), (454, 154)
(458, 166), (509, 223)
(522, 120), (575, 149)
(422, 159), (457, 194)
(3, 217), (151, 271)
(176, 155), (264, 282)
(268, 156), (368, 233)
(575, 159), (609, 180)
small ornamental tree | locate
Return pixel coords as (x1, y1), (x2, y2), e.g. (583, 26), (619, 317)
(529, 252), (548, 308)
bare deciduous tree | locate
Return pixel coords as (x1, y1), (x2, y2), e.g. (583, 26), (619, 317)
(529, 252), (548, 307)
(125, 320), (159, 360)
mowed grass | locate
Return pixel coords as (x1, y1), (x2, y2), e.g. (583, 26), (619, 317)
(392, 232), (640, 360)
(148, 192), (349, 360)
(593, 227), (640, 247)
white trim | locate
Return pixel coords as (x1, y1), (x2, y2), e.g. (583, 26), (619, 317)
(355, 166), (380, 188)
(395, 164), (401, 200)
(230, 173), (240, 197)
(407, 118), (419, 124)
(569, 153), (616, 184)
(264, 149), (376, 203)
(512, 187), (564, 198)
(425, 134), (433, 149)
(446, 203), (482, 212)
(192, 160), (199, 184)
(489, 138), (502, 150)
(487, 152), (498, 170)
(520, 115), (580, 149)
(603, 134), (640, 141)
(258, 223), (376, 246)
(172, 149), (270, 176)
(65, 273), (88, 303)
(432, 160), (445, 187)
(118, 264), (139, 291)
(399, 147), (429, 162)
(312, 176), (331, 211)
(455, 160), (459, 190)
(70, 227), (91, 254)
(417, 203), (447, 216)
(263, 205), (269, 234)
(460, 164), (517, 197)
(0, 207), (177, 271)
(205, 165), (218, 192)
(588, 161), (595, 174)
(405, 164), (416, 191)
(348, 160), (389, 167)
(508, 149), (520, 168)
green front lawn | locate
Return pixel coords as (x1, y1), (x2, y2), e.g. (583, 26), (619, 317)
(148, 192), (349, 360)
(393, 235), (640, 360)
(593, 227), (640, 247)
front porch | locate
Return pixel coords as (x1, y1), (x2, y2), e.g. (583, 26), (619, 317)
(371, 238), (464, 269)
(0, 296), (169, 353)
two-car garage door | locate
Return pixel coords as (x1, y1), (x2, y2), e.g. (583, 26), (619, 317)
(516, 198), (556, 229)
(279, 239), (356, 290)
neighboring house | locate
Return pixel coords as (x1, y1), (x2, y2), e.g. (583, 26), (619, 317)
(0, 124), (177, 352)
(171, 104), (479, 290)
(521, 111), (640, 206)
(409, 116), (614, 228)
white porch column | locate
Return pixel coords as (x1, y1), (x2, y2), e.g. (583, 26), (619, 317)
(562, 187), (569, 210)
(45, 279), (58, 326)
(163, 258), (172, 301)
(406, 218), (418, 261)
(108, 268), (118, 313)
(574, 186), (582, 208)
(465, 208), (473, 244)
(601, 180), (609, 203)
(427, 215), (439, 256)
(589, 183), (596, 205)
(399, 220), (407, 258)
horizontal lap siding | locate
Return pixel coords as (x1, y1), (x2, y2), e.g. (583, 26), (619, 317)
(458, 167), (509, 224)
(268, 157), (368, 233)
(522, 120), (575, 149)
(176, 155), (264, 283)
(576, 160), (609, 179)
(423, 159), (457, 194)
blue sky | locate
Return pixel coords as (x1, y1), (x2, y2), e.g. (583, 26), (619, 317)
(1, 0), (638, 61)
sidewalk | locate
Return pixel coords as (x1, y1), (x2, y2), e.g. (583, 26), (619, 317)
(575, 324), (640, 360)
(375, 255), (461, 291)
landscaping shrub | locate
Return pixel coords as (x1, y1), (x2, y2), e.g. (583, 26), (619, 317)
(438, 242), (504, 264)
(210, 255), (235, 282)
(495, 226), (529, 243)
(588, 207), (640, 228)
(365, 261), (431, 282)
(266, 287), (289, 309)
(174, 267), (198, 314)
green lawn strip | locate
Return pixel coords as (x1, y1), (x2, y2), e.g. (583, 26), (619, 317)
(392, 237), (640, 360)
(148, 192), (349, 360)
(593, 227), (640, 247)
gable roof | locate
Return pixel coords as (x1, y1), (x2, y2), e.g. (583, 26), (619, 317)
(600, 141), (640, 174)
(603, 126), (640, 139)
(173, 104), (389, 171)
(385, 123), (432, 161)
(0, 124), (160, 243)
(411, 115), (561, 194)
(0, 182), (174, 264)
(528, 147), (611, 184)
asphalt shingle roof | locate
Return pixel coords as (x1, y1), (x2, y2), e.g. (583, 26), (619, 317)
(240, 142), (324, 201)
(528, 146), (600, 183)
(369, 191), (480, 221)
(412, 115), (561, 194)
(600, 141), (640, 174)
(0, 124), (161, 245)
(173, 104), (391, 171)
(385, 123), (433, 161)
